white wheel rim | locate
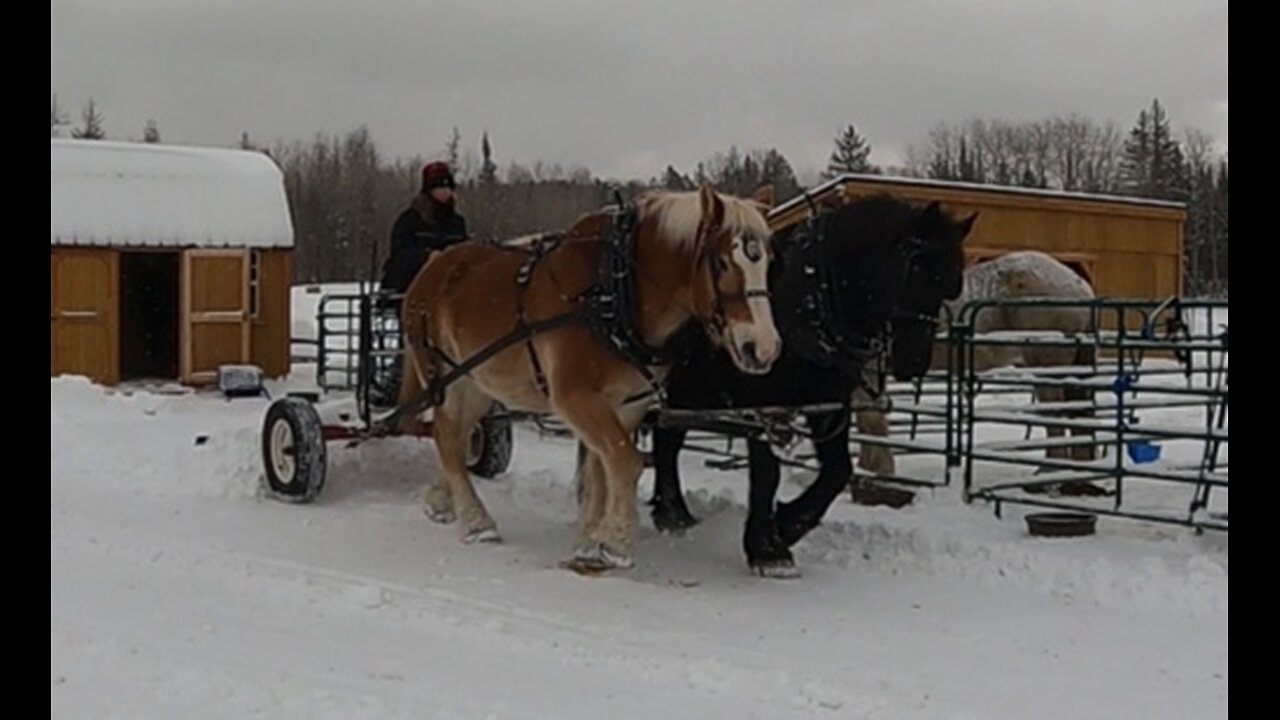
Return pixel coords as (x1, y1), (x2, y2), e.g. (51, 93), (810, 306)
(270, 419), (297, 485)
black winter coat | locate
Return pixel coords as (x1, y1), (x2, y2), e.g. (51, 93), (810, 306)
(379, 200), (468, 294)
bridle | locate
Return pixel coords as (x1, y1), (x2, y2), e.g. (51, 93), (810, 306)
(786, 212), (943, 368)
(694, 219), (772, 338)
(890, 235), (944, 332)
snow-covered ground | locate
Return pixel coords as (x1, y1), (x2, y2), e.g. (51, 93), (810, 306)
(51, 296), (1228, 719)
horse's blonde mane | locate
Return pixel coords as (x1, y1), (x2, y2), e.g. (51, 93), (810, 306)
(636, 190), (771, 249)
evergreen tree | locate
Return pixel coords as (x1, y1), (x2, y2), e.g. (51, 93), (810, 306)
(479, 131), (498, 185)
(662, 165), (694, 190)
(757, 149), (800, 200)
(1121, 99), (1187, 200)
(823, 124), (875, 178)
(72, 99), (106, 140)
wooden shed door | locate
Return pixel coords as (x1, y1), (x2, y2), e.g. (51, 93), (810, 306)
(182, 250), (250, 383)
(51, 249), (119, 384)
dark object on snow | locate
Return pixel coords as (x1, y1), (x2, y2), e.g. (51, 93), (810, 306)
(848, 482), (916, 509)
(217, 365), (266, 398)
(1025, 512), (1097, 537)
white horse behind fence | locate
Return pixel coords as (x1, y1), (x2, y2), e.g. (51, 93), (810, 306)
(855, 250), (1098, 483)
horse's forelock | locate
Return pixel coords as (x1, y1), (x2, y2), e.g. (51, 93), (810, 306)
(638, 190), (771, 251)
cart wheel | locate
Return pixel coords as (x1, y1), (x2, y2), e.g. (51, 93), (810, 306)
(261, 397), (328, 503)
(467, 408), (514, 479)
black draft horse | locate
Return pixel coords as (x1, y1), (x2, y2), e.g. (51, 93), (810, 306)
(649, 195), (974, 577)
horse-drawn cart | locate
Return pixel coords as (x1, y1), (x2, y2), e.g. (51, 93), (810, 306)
(260, 286), (515, 503)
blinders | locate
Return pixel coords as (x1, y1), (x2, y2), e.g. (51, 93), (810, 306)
(891, 236), (944, 331)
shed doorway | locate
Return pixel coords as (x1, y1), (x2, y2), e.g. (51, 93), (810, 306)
(119, 252), (180, 380)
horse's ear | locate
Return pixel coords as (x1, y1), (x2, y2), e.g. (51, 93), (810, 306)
(914, 200), (943, 233)
(699, 183), (725, 229)
(751, 184), (775, 210)
(957, 212), (978, 239)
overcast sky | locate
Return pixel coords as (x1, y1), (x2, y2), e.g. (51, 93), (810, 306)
(51, 0), (1227, 181)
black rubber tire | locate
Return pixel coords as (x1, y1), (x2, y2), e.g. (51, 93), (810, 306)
(467, 407), (514, 479)
(261, 397), (328, 503)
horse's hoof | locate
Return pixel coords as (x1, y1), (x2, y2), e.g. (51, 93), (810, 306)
(560, 558), (609, 576)
(651, 504), (701, 534)
(750, 559), (802, 580)
(568, 542), (634, 572)
(463, 527), (501, 544)
(424, 506), (456, 524)
(774, 512), (819, 548)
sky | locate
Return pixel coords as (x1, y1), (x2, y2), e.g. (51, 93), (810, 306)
(51, 0), (1228, 181)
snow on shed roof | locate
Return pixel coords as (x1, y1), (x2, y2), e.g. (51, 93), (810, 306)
(51, 139), (294, 249)
(770, 173), (1186, 221)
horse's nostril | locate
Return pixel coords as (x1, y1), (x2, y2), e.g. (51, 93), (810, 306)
(742, 341), (757, 361)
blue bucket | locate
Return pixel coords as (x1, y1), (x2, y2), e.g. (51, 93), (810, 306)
(1126, 440), (1161, 464)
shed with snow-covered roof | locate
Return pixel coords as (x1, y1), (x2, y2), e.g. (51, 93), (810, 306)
(769, 174), (1187, 300)
(50, 138), (294, 385)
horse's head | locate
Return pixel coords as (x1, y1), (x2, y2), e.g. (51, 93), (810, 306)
(813, 196), (973, 381)
(685, 184), (781, 375)
(886, 201), (974, 379)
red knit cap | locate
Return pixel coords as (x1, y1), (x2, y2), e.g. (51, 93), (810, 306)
(421, 161), (456, 190)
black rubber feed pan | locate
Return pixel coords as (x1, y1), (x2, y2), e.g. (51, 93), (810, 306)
(1025, 512), (1097, 537)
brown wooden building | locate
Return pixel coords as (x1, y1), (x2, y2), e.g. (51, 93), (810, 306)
(768, 174), (1187, 298)
(51, 139), (294, 386)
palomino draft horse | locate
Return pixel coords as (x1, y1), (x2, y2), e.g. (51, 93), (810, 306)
(647, 196), (975, 577)
(397, 185), (781, 572)
(854, 250), (1102, 495)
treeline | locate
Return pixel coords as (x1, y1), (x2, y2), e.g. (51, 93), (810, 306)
(263, 129), (805, 283)
(51, 94), (1227, 295)
(906, 101), (1226, 295)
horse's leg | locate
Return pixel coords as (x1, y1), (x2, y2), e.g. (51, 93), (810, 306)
(573, 441), (607, 545)
(429, 381), (500, 543)
(1024, 383), (1066, 493)
(1040, 384), (1069, 465)
(650, 425), (700, 532)
(557, 394), (646, 569)
(1058, 380), (1108, 496)
(854, 403), (896, 477)
(853, 370), (895, 477)
(1030, 381), (1106, 496)
(1065, 346), (1099, 464)
(398, 325), (455, 521)
(744, 438), (799, 578)
(776, 408), (854, 547)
